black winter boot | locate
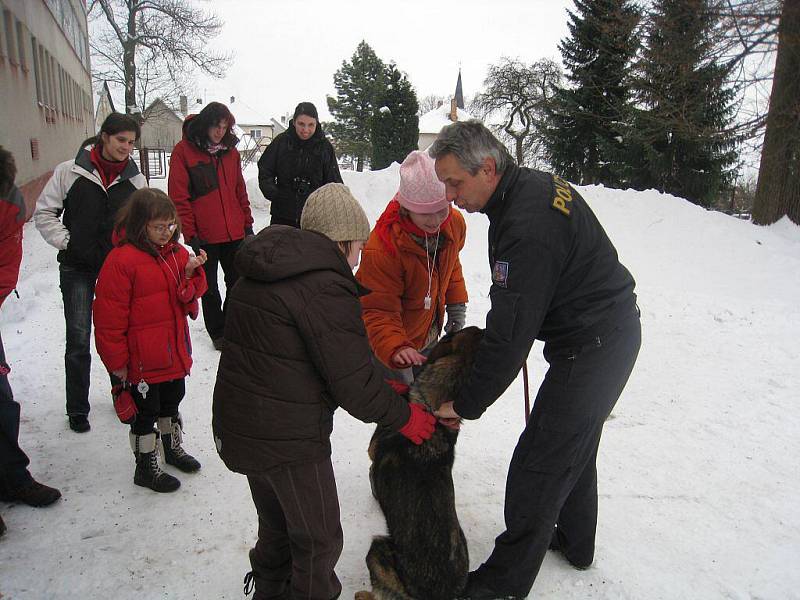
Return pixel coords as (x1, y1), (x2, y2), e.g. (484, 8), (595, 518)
(130, 432), (180, 493)
(0, 479), (62, 506)
(158, 415), (201, 473)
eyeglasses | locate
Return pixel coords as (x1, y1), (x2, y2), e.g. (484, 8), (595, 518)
(149, 223), (177, 234)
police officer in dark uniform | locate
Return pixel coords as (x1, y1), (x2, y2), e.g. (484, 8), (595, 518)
(430, 120), (641, 600)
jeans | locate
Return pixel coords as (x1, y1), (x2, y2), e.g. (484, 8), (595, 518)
(59, 266), (96, 417)
(0, 328), (33, 491)
(200, 240), (242, 341)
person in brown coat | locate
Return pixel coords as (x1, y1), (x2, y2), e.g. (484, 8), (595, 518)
(212, 183), (436, 600)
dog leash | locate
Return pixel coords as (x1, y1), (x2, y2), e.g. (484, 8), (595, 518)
(522, 360), (531, 423)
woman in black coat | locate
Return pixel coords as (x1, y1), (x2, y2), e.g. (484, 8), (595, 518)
(257, 102), (342, 227)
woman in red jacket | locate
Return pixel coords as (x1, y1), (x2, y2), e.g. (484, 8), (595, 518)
(168, 102), (253, 351)
(94, 189), (208, 493)
(356, 150), (469, 383)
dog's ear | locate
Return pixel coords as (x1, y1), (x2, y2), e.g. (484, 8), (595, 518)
(426, 335), (456, 364)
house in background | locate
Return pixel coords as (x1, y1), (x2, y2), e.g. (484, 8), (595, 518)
(140, 97), (184, 150)
(0, 0), (94, 214)
(230, 98), (284, 146)
(417, 70), (477, 151)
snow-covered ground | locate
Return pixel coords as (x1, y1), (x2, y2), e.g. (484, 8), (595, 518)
(1, 165), (799, 599)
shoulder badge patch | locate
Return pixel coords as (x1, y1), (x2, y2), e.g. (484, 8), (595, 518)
(551, 175), (573, 217)
(492, 261), (509, 288)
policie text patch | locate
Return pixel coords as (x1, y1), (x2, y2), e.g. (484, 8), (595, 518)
(492, 261), (509, 288)
(551, 175), (574, 217)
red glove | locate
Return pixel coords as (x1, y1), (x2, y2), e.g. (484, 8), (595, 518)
(112, 383), (138, 425)
(398, 403), (436, 445)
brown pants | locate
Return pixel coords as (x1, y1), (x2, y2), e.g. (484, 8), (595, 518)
(247, 458), (343, 600)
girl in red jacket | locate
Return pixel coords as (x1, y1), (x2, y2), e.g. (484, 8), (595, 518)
(168, 102), (253, 352)
(94, 188), (208, 493)
(356, 150), (469, 383)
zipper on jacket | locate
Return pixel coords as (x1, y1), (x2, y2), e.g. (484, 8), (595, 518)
(214, 155), (234, 240)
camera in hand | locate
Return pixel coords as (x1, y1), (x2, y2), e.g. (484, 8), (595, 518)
(293, 176), (312, 198)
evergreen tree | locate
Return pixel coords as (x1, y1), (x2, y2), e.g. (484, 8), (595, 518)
(371, 64), (420, 170)
(327, 41), (386, 171)
(628, 0), (739, 207)
(544, 0), (641, 186)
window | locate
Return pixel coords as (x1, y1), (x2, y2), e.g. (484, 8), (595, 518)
(250, 129), (262, 139)
(59, 65), (66, 114)
(0, 9), (5, 59)
(70, 79), (76, 118)
(50, 55), (58, 111)
(3, 9), (17, 64)
(42, 47), (52, 106)
(15, 19), (26, 70)
(31, 36), (42, 102)
(46, 51), (55, 108)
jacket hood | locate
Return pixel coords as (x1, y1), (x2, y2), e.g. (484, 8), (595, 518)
(235, 225), (358, 285)
(181, 113), (197, 138)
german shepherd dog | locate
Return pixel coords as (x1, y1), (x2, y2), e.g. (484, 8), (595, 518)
(355, 326), (484, 600)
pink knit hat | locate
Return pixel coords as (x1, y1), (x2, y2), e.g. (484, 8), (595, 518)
(396, 150), (450, 214)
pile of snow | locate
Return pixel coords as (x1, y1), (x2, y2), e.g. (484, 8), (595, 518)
(243, 163), (269, 211)
(1, 166), (798, 599)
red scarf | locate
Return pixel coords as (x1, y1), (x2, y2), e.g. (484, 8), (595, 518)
(374, 197), (452, 256)
(90, 144), (128, 189)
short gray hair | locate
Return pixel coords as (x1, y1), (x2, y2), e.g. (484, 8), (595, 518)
(428, 120), (513, 176)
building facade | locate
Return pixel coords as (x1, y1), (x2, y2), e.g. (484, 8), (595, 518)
(140, 98), (183, 151)
(0, 0), (93, 214)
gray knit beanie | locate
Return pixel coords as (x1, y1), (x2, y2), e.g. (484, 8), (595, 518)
(300, 183), (371, 242)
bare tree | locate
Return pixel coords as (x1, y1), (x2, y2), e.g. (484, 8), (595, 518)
(473, 57), (561, 166)
(710, 0), (783, 163)
(752, 0), (800, 224)
(418, 94), (447, 115)
(89, 0), (228, 115)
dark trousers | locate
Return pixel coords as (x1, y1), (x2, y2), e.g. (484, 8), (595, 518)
(0, 329), (33, 492)
(270, 215), (300, 228)
(59, 266), (96, 417)
(129, 378), (185, 435)
(200, 240), (242, 341)
(475, 314), (641, 596)
(247, 458), (343, 600)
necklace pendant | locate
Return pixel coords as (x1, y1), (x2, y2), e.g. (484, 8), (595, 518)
(424, 296), (432, 310)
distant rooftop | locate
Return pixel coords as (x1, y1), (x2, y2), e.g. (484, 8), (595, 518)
(418, 103), (477, 134)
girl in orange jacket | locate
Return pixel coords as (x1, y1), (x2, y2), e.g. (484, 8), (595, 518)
(356, 150), (468, 382)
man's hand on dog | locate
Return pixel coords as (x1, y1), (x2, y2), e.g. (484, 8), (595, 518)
(434, 401), (462, 431)
(392, 347), (427, 368)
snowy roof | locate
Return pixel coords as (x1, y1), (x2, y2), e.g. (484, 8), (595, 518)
(143, 98), (184, 122)
(186, 96), (271, 126)
(418, 103), (478, 134)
